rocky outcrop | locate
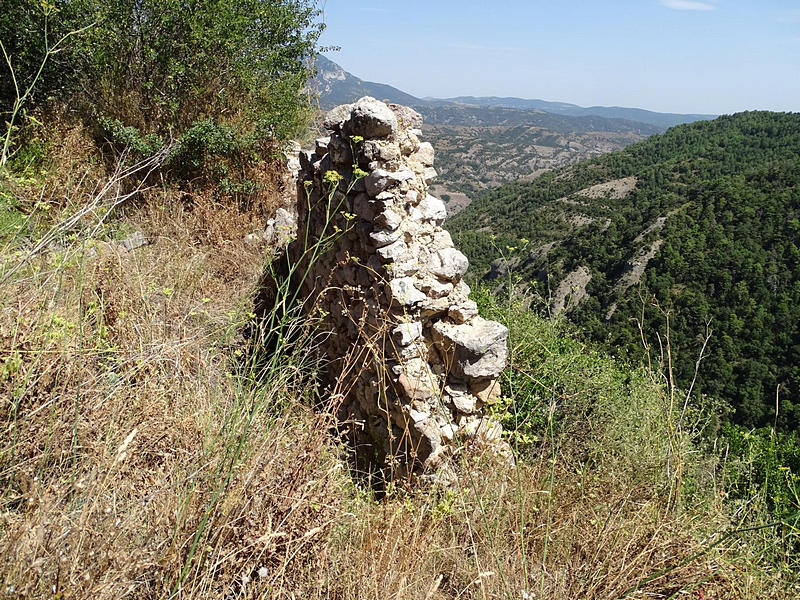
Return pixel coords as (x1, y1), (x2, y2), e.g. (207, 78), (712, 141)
(279, 97), (509, 480)
(550, 266), (592, 315)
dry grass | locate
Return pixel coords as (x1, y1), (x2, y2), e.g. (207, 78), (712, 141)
(0, 128), (343, 598)
(0, 127), (794, 599)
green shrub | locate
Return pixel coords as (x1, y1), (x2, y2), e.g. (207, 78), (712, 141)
(0, 1), (78, 112)
(472, 283), (675, 485)
(0, 185), (26, 240)
(68, 0), (323, 139)
(2, 0), (323, 173)
(722, 425), (800, 516)
(720, 425), (800, 567)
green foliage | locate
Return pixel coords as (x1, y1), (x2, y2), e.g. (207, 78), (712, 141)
(721, 424), (800, 566)
(0, 1), (78, 112)
(449, 111), (800, 432)
(722, 425), (800, 518)
(96, 117), (166, 157)
(2, 0), (324, 180)
(0, 185), (26, 240)
(471, 282), (674, 484)
(0, 2), (93, 166)
(68, 0), (322, 139)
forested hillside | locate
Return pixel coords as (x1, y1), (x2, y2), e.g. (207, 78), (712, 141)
(448, 111), (800, 430)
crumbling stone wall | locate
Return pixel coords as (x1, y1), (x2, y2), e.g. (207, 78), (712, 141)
(285, 97), (509, 479)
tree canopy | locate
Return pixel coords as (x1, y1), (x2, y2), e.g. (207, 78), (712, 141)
(448, 111), (800, 431)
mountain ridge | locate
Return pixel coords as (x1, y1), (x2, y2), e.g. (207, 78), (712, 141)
(313, 55), (715, 130)
(441, 96), (716, 129)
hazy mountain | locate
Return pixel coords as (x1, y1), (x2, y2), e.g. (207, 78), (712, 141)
(443, 96), (716, 129)
(313, 56), (714, 130)
(417, 103), (660, 134)
(310, 55), (421, 108)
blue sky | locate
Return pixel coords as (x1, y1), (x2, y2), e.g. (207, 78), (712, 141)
(318, 0), (800, 114)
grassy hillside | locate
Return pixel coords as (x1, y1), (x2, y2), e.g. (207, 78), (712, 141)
(2, 10), (799, 596)
(447, 111), (800, 432)
(1, 130), (797, 596)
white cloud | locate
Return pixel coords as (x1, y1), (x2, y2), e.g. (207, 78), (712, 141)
(660, 0), (716, 11)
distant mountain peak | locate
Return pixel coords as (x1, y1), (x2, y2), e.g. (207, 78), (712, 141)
(310, 55), (421, 108)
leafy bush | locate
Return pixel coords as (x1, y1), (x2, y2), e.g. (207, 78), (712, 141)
(0, 1), (78, 111)
(471, 282), (676, 486)
(720, 425), (800, 567)
(2, 0), (323, 174)
(68, 0), (323, 139)
(722, 425), (800, 516)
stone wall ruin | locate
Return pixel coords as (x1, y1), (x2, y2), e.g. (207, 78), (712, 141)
(280, 97), (509, 480)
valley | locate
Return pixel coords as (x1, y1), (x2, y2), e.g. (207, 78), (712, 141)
(313, 55), (704, 212)
(423, 124), (645, 203)
(447, 111), (800, 431)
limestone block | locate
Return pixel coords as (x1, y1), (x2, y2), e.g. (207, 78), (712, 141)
(431, 247), (469, 282)
(432, 317), (509, 379)
(446, 384), (477, 414)
(396, 373), (435, 402)
(375, 208), (404, 231)
(365, 168), (415, 197)
(389, 104), (423, 129)
(370, 228), (403, 247)
(419, 277), (454, 299)
(414, 416), (443, 448)
(315, 137), (330, 156)
(119, 231), (148, 251)
(440, 423), (457, 441)
(409, 405), (431, 423)
(361, 139), (400, 164)
(432, 229), (453, 250)
(414, 142), (435, 167)
(462, 418), (504, 443)
(323, 103), (354, 130)
(448, 300), (479, 324)
(417, 194), (447, 224)
(346, 97), (398, 138)
(420, 296), (452, 318)
(471, 378), (502, 404)
(388, 277), (427, 306)
(399, 131), (420, 156)
(328, 134), (352, 165)
(377, 239), (408, 262)
(392, 321), (423, 346)
(390, 256), (421, 277)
